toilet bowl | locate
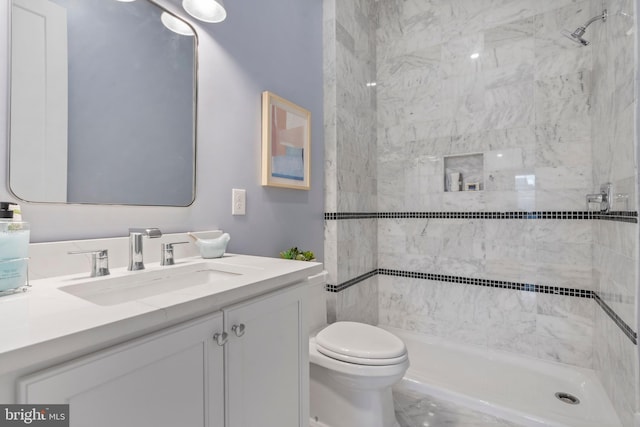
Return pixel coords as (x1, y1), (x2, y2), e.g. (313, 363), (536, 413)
(309, 321), (409, 427)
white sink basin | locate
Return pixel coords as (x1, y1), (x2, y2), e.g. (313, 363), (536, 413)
(59, 262), (241, 306)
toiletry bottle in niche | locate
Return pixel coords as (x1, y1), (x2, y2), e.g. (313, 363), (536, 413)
(449, 172), (461, 192)
(0, 202), (29, 292)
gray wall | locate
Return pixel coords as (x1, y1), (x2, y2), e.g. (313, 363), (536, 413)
(0, 0), (324, 261)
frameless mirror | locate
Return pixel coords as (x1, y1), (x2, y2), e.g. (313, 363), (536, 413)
(9, 0), (197, 206)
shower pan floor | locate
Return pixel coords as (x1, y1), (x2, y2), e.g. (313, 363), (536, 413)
(384, 326), (622, 427)
(394, 384), (524, 427)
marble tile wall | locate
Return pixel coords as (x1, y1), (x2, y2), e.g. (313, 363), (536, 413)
(377, 0), (595, 213)
(375, 0), (600, 368)
(593, 221), (636, 331)
(588, 0), (639, 425)
(379, 218), (593, 290)
(326, 0), (638, 421)
(379, 275), (595, 367)
(594, 302), (637, 427)
(323, 0), (378, 324)
(375, 3), (640, 422)
(328, 275), (379, 325)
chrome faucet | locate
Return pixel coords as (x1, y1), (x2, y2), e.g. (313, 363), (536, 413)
(128, 227), (162, 271)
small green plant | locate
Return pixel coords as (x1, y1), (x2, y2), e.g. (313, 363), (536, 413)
(279, 247), (315, 261)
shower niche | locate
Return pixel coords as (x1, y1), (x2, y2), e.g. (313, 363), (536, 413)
(444, 153), (483, 192)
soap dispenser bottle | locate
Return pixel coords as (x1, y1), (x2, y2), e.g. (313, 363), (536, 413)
(0, 202), (29, 292)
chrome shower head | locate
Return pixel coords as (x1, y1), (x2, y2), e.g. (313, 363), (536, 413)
(562, 27), (590, 46)
(561, 9), (607, 47)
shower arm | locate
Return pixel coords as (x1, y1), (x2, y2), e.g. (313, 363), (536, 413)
(581, 9), (607, 30)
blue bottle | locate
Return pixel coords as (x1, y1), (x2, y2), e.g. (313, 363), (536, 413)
(0, 202), (29, 292)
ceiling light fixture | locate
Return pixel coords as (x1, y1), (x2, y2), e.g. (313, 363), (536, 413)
(182, 0), (227, 23)
(161, 12), (195, 36)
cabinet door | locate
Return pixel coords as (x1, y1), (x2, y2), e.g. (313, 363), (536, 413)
(225, 285), (308, 427)
(18, 312), (225, 427)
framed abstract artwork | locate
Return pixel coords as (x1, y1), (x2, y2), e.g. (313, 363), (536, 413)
(261, 91), (311, 190)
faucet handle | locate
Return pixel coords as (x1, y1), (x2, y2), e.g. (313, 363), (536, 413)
(161, 242), (189, 266)
(68, 249), (110, 277)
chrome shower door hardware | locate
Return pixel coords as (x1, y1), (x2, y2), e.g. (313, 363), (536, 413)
(586, 183), (612, 212)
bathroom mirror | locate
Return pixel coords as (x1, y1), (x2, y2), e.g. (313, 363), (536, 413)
(9, 0), (197, 206)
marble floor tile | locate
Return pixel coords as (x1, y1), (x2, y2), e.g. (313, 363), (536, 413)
(394, 384), (525, 427)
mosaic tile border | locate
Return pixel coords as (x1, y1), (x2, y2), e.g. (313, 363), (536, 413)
(326, 268), (592, 297)
(324, 212), (377, 220)
(378, 269), (593, 297)
(325, 270), (377, 293)
(325, 269), (637, 345)
(593, 292), (638, 345)
(324, 211), (638, 222)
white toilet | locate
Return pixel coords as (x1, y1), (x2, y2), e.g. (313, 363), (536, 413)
(308, 273), (409, 427)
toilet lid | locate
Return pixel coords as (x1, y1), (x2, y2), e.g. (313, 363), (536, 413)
(315, 322), (407, 365)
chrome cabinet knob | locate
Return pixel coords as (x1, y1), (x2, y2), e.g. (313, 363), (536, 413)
(231, 324), (245, 337)
(213, 332), (228, 346)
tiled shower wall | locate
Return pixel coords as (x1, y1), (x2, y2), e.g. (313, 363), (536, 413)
(323, 0), (378, 325)
(589, 0), (639, 425)
(376, 0), (598, 365)
(324, 0), (638, 424)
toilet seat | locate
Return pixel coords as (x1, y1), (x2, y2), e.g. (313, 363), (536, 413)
(315, 322), (408, 366)
(316, 345), (408, 365)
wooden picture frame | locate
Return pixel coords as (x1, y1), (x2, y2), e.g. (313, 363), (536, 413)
(261, 91), (311, 190)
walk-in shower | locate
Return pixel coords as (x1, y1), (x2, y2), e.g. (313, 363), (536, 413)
(562, 9), (607, 46)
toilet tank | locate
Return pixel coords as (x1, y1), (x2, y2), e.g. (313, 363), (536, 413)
(307, 271), (328, 333)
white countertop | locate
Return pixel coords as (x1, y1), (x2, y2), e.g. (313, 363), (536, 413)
(0, 254), (323, 376)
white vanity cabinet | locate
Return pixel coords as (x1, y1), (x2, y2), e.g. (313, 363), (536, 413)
(224, 283), (308, 427)
(18, 312), (225, 427)
(17, 283), (308, 427)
